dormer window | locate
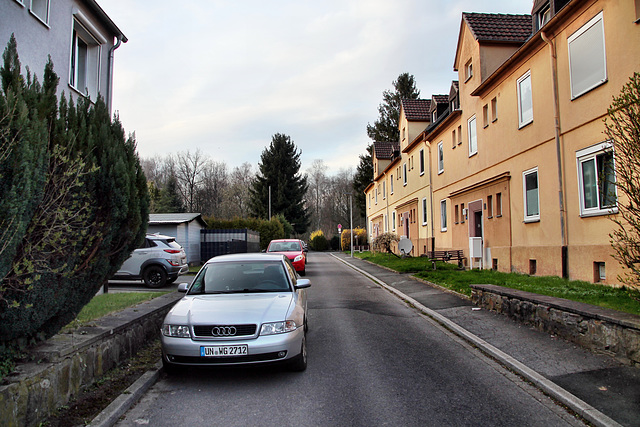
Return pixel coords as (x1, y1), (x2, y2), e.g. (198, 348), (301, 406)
(538, 5), (551, 28)
(432, 110), (437, 122)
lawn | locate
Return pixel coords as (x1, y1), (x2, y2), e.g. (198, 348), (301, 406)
(355, 251), (640, 316)
(70, 292), (168, 326)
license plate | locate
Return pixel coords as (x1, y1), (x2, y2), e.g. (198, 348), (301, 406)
(201, 345), (248, 357)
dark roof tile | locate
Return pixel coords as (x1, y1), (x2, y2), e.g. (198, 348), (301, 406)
(373, 141), (400, 160)
(463, 13), (532, 43)
(401, 99), (431, 121)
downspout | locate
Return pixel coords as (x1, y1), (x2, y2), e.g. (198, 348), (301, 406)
(107, 36), (123, 113)
(427, 141), (435, 253)
(541, 31), (568, 278)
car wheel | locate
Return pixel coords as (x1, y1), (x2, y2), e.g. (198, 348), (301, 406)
(289, 335), (307, 372)
(143, 265), (167, 288)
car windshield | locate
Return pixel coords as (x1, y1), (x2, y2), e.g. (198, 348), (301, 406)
(188, 261), (291, 294)
(268, 242), (301, 252)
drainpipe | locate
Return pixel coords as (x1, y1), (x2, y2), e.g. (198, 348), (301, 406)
(107, 36), (123, 113)
(427, 141), (435, 253)
(541, 31), (568, 278)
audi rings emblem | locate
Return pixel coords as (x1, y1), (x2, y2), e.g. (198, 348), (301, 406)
(212, 326), (237, 336)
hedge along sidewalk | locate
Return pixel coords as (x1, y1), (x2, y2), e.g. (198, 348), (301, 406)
(0, 292), (182, 427)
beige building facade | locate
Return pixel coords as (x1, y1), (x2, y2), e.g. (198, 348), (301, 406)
(365, 0), (640, 284)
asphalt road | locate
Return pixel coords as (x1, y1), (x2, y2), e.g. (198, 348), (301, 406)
(114, 253), (584, 426)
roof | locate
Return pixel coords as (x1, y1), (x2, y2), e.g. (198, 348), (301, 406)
(84, 0), (128, 42)
(373, 141), (399, 160)
(431, 94), (449, 105)
(401, 99), (432, 121)
(149, 213), (206, 226)
(462, 13), (532, 43)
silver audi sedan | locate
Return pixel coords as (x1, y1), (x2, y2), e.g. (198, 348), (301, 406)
(161, 253), (310, 372)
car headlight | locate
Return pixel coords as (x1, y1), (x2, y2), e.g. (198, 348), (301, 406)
(294, 254), (304, 262)
(260, 320), (298, 335)
(162, 324), (191, 338)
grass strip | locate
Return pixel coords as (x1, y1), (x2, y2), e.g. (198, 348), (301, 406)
(355, 251), (640, 316)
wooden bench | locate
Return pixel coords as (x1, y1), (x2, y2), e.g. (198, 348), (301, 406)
(424, 250), (464, 269)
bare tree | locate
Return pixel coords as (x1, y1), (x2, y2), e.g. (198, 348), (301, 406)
(306, 159), (328, 231)
(195, 161), (228, 216)
(175, 149), (208, 212)
(219, 163), (254, 219)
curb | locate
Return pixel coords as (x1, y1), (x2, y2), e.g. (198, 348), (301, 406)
(331, 254), (623, 427)
(88, 362), (162, 427)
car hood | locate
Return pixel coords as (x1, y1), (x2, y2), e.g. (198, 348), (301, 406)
(166, 293), (295, 326)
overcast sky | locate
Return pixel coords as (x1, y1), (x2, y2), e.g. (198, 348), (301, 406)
(102, 0), (534, 176)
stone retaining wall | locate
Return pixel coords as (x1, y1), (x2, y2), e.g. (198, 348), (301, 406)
(0, 292), (182, 427)
(470, 284), (640, 364)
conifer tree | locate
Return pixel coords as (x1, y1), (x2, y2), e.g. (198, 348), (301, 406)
(250, 133), (310, 234)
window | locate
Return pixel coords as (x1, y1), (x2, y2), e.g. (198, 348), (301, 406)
(468, 116), (477, 156)
(577, 142), (617, 217)
(375, 186), (378, 204)
(465, 60), (473, 82)
(422, 198), (428, 225)
(523, 167), (540, 222)
(538, 5), (551, 29)
(30, 0), (49, 24)
(487, 195), (493, 218)
(419, 149), (425, 175)
(457, 125), (462, 145)
(437, 141), (444, 174)
(496, 192), (502, 217)
(568, 12), (607, 99)
(390, 175), (394, 194)
(392, 211), (396, 231)
(70, 18), (104, 100)
(384, 214), (388, 232)
(491, 97), (498, 122)
(432, 110), (437, 122)
(461, 203), (465, 223)
(440, 200), (447, 231)
(382, 181), (386, 199)
(403, 163), (407, 186)
(517, 71), (533, 127)
(483, 104), (489, 128)
(452, 129), (456, 148)
(455, 204), (459, 224)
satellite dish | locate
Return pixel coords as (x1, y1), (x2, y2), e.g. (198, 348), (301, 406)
(398, 237), (413, 256)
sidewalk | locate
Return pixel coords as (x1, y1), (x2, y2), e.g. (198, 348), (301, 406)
(332, 253), (640, 427)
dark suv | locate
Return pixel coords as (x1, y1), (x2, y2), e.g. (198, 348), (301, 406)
(113, 234), (188, 288)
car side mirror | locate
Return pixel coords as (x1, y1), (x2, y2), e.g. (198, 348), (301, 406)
(177, 283), (189, 293)
(294, 279), (311, 289)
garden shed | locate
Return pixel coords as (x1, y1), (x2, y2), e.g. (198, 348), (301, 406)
(148, 213), (207, 265)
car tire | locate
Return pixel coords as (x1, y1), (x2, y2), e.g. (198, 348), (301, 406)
(143, 265), (167, 288)
(289, 335), (307, 372)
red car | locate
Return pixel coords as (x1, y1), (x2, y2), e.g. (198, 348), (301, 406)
(266, 239), (307, 276)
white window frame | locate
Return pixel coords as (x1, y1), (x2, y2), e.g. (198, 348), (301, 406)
(69, 13), (107, 101)
(437, 141), (444, 174)
(392, 210), (396, 231)
(440, 200), (448, 231)
(375, 186), (378, 204)
(384, 214), (388, 232)
(523, 167), (540, 222)
(422, 198), (428, 225)
(419, 149), (425, 176)
(468, 116), (477, 156)
(30, 0), (50, 25)
(576, 142), (617, 217)
(382, 181), (386, 200)
(568, 12), (607, 99)
(465, 60), (473, 82)
(517, 71), (533, 128)
(390, 175), (394, 194)
(403, 163), (407, 186)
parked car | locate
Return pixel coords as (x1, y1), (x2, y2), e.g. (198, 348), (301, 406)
(266, 239), (307, 275)
(161, 253), (310, 372)
(113, 234), (188, 288)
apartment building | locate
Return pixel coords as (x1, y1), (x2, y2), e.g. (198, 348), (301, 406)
(366, 0), (640, 284)
(0, 0), (127, 112)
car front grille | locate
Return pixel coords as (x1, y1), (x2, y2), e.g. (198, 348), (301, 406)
(193, 324), (257, 338)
